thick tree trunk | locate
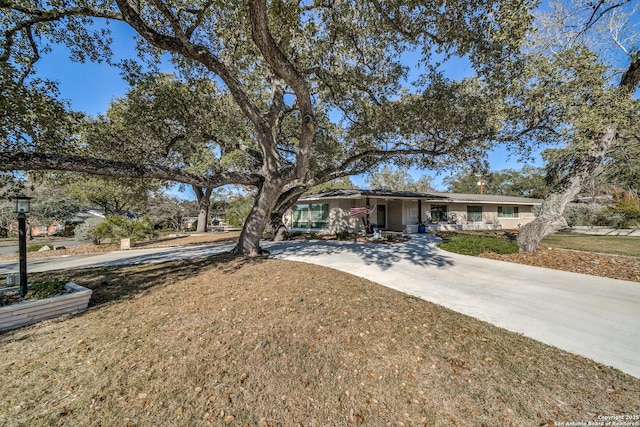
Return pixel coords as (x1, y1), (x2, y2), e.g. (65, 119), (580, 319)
(270, 212), (289, 242)
(234, 179), (284, 256)
(270, 186), (309, 242)
(192, 186), (212, 233)
(518, 126), (615, 252)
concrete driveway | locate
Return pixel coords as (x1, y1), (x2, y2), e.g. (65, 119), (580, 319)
(268, 235), (640, 379)
(1, 235), (638, 378)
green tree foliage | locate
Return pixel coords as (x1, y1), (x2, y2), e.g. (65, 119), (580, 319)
(308, 177), (355, 193)
(45, 173), (157, 216)
(93, 215), (158, 242)
(365, 165), (434, 192)
(226, 194), (255, 229)
(444, 166), (550, 198)
(1, 0), (535, 255)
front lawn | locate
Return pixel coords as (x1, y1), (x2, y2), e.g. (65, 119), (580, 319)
(541, 232), (640, 257)
(0, 256), (637, 426)
(436, 232), (519, 256)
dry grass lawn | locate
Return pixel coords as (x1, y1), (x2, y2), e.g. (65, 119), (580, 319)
(1, 254), (638, 427)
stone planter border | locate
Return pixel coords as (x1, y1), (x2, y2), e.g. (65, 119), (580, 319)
(0, 283), (92, 332)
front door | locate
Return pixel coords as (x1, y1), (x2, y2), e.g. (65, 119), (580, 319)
(376, 205), (386, 229)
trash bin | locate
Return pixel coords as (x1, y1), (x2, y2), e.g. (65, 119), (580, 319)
(418, 224), (426, 234)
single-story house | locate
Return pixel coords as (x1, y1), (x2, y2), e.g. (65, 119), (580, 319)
(284, 189), (543, 234)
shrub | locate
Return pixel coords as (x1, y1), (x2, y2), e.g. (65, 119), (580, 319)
(309, 232), (318, 239)
(93, 215), (158, 242)
(74, 217), (105, 242)
(439, 234), (519, 256)
(606, 189), (640, 226)
(384, 233), (395, 241)
(25, 280), (68, 300)
(563, 203), (626, 227)
(335, 231), (349, 241)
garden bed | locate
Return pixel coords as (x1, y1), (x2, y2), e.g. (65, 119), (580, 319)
(0, 282), (92, 332)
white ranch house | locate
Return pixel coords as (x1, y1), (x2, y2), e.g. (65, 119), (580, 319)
(284, 189), (542, 234)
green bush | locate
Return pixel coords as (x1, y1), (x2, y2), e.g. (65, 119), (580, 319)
(93, 215), (158, 242)
(74, 217), (105, 242)
(439, 234), (519, 256)
(384, 233), (395, 241)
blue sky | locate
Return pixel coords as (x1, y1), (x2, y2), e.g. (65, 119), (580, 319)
(35, 20), (543, 196)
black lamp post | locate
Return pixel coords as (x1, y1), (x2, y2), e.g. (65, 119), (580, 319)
(12, 194), (31, 298)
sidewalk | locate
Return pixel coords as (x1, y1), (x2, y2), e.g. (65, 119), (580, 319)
(269, 235), (640, 379)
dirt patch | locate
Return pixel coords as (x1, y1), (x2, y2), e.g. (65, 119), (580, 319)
(481, 248), (640, 282)
(0, 256), (638, 426)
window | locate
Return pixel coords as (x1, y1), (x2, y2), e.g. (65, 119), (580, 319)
(292, 204), (309, 228)
(498, 206), (519, 218)
(292, 203), (329, 228)
(310, 203), (329, 228)
(430, 205), (448, 222)
(467, 206), (483, 222)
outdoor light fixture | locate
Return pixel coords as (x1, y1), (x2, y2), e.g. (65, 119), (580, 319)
(12, 194), (31, 214)
(12, 194), (31, 297)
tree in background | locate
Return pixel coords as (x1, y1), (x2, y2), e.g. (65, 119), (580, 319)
(144, 192), (188, 231)
(1, 0), (533, 255)
(365, 166), (434, 192)
(28, 184), (82, 235)
(43, 173), (157, 216)
(444, 166), (550, 199)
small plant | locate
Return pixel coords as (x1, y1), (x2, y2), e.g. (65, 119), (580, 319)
(335, 231), (349, 240)
(384, 233), (395, 241)
(309, 232), (318, 239)
(290, 230), (302, 237)
(24, 279), (69, 301)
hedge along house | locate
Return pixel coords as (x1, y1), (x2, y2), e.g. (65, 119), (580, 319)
(284, 189), (543, 234)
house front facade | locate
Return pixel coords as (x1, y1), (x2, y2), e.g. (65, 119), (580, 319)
(284, 189), (542, 234)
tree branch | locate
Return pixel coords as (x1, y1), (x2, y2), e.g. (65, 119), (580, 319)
(0, 152), (263, 189)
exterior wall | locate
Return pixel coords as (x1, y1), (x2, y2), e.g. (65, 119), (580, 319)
(425, 203), (535, 230)
(288, 197), (538, 234)
(386, 200), (403, 231)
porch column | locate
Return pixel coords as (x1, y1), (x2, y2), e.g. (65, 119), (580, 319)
(365, 197), (371, 233)
(418, 200), (422, 224)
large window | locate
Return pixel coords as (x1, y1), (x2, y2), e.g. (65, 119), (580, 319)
(310, 203), (329, 228)
(467, 206), (483, 222)
(292, 203), (329, 228)
(292, 204), (309, 228)
(430, 205), (448, 222)
(498, 206), (519, 218)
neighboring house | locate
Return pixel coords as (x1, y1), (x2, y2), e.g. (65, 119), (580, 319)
(284, 189), (542, 234)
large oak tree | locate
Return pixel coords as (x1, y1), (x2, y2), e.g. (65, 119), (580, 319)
(1, 0), (533, 255)
(499, 0), (640, 253)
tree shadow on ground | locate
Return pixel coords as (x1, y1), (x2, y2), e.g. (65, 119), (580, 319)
(27, 252), (266, 309)
(267, 234), (455, 271)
